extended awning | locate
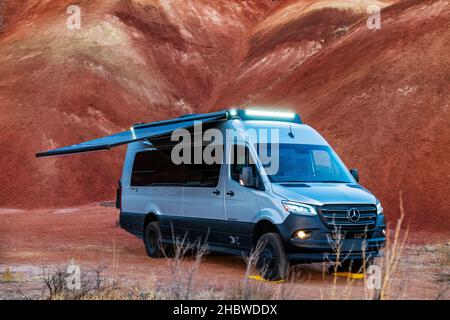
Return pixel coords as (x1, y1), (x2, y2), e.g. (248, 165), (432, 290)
(36, 111), (228, 157)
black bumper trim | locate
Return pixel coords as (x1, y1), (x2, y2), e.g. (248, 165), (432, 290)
(288, 250), (383, 263)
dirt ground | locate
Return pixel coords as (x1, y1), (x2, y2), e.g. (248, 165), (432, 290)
(0, 204), (448, 300)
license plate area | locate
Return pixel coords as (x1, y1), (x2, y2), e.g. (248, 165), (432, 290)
(327, 232), (368, 240)
(351, 233), (367, 239)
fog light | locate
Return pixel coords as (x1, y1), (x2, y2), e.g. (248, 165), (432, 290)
(382, 229), (386, 236)
(296, 230), (311, 240)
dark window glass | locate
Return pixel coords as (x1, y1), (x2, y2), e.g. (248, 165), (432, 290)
(184, 144), (222, 187)
(184, 163), (221, 187)
(131, 149), (185, 186)
(230, 145), (258, 184)
(131, 146), (222, 187)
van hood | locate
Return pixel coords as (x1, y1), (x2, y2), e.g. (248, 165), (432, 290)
(271, 183), (376, 206)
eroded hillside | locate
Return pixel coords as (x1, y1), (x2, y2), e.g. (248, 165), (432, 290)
(0, 0), (448, 232)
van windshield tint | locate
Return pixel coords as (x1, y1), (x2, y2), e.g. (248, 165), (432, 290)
(256, 144), (354, 183)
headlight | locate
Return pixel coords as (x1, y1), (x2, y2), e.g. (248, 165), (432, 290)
(282, 201), (317, 216)
(376, 200), (383, 215)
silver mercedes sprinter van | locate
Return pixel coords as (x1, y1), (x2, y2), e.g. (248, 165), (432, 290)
(37, 109), (386, 280)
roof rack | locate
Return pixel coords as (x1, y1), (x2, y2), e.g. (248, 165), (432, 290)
(176, 109), (302, 124)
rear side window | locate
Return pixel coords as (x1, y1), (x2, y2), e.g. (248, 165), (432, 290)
(131, 150), (185, 186)
(131, 147), (222, 187)
(184, 163), (221, 187)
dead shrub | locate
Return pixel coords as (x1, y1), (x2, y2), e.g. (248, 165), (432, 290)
(164, 231), (209, 299)
(41, 263), (121, 300)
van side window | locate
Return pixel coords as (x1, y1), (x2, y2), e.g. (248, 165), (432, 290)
(131, 146), (222, 187)
(131, 150), (184, 186)
(230, 145), (258, 184)
(183, 144), (222, 187)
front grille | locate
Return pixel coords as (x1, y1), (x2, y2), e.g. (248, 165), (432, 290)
(318, 204), (377, 230)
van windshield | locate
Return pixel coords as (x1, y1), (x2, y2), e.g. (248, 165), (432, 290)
(256, 144), (354, 183)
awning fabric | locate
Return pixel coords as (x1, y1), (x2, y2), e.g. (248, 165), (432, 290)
(36, 111), (228, 157)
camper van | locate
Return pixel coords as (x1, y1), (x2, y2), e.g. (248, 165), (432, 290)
(37, 109), (386, 280)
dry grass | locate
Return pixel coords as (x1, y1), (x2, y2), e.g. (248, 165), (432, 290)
(41, 263), (120, 300)
(373, 191), (408, 300)
(163, 233), (211, 299)
(1, 266), (14, 283)
(35, 234), (284, 300)
(437, 243), (450, 266)
(432, 241), (450, 299)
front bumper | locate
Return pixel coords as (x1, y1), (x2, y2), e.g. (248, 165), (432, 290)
(277, 213), (386, 263)
(287, 237), (385, 262)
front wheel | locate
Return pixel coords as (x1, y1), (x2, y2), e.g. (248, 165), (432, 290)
(255, 233), (290, 281)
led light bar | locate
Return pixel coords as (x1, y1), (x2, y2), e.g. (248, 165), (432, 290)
(229, 108), (302, 124)
(245, 109), (296, 119)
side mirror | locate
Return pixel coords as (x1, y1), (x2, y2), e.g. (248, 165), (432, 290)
(239, 166), (265, 190)
(350, 168), (359, 183)
(239, 166), (256, 188)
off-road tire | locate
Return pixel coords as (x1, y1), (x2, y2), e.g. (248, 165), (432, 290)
(255, 233), (290, 281)
(144, 221), (165, 258)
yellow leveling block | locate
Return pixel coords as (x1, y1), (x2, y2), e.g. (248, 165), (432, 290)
(248, 275), (285, 283)
(248, 272), (364, 282)
(333, 272), (365, 279)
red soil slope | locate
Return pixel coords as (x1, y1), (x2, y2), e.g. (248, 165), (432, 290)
(0, 0), (279, 208)
(0, 0), (448, 233)
(217, 0), (450, 232)
(217, 0), (393, 105)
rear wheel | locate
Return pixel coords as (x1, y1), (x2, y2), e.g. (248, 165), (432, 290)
(144, 222), (165, 258)
(255, 233), (289, 281)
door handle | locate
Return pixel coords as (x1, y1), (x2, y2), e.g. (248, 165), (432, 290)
(226, 191), (235, 197)
(212, 190), (220, 195)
